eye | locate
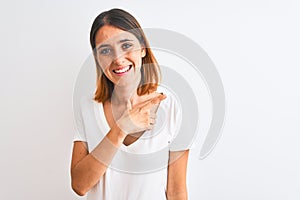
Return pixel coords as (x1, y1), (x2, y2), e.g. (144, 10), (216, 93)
(122, 43), (133, 50)
(99, 48), (111, 55)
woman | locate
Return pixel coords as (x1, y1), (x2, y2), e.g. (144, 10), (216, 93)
(71, 8), (189, 200)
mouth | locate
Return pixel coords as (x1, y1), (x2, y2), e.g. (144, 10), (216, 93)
(112, 65), (132, 75)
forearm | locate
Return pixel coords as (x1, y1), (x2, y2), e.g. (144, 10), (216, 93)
(71, 126), (126, 196)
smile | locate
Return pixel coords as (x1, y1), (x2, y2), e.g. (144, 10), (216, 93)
(113, 65), (132, 75)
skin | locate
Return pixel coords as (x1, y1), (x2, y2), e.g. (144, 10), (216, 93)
(71, 25), (189, 199)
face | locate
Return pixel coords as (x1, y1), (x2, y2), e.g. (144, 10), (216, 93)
(95, 25), (146, 86)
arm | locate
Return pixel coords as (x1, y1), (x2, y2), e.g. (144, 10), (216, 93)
(70, 125), (126, 196)
(166, 150), (189, 200)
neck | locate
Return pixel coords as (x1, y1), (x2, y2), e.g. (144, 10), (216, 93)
(111, 81), (140, 107)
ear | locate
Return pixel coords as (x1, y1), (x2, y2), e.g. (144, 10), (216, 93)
(141, 48), (146, 58)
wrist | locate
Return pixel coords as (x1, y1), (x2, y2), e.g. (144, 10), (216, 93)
(111, 124), (127, 141)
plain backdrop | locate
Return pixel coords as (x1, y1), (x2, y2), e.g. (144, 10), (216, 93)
(1, 0), (299, 199)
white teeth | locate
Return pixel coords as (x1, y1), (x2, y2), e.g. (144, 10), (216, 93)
(114, 66), (131, 74)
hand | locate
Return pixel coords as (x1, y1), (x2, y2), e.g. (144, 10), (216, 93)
(116, 94), (166, 135)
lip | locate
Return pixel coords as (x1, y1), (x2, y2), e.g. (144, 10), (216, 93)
(112, 65), (132, 76)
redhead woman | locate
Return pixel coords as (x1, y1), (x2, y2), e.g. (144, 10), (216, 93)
(71, 8), (189, 200)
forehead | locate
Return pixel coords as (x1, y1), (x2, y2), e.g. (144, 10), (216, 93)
(95, 25), (138, 46)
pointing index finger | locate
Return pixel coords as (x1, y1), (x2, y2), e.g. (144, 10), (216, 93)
(151, 93), (167, 104)
(142, 93), (167, 110)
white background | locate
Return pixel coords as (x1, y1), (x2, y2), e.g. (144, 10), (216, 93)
(1, 0), (299, 199)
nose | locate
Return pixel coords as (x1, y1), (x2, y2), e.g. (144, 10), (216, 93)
(112, 48), (126, 65)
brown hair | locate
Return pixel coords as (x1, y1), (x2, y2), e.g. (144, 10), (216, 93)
(90, 8), (161, 103)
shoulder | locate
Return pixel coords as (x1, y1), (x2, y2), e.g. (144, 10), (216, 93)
(156, 85), (182, 132)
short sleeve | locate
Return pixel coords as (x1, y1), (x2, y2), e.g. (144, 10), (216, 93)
(73, 100), (87, 142)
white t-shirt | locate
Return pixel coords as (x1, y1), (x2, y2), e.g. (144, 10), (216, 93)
(73, 86), (188, 200)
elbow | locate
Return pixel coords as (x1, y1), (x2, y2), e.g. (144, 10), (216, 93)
(71, 180), (87, 196)
(167, 189), (188, 200)
(167, 192), (188, 200)
(71, 171), (88, 197)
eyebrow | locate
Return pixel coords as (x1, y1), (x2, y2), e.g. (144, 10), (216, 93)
(97, 39), (133, 49)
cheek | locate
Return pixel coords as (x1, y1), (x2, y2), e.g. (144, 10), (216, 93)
(129, 51), (143, 66)
(97, 57), (111, 71)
